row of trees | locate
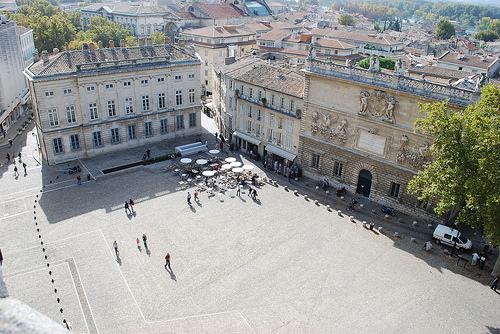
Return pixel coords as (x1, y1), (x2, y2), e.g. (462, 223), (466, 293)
(4, 0), (169, 52)
(473, 17), (500, 42)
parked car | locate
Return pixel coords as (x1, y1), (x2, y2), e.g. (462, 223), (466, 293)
(432, 224), (472, 251)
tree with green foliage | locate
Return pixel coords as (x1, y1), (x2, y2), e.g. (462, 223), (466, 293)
(436, 19), (455, 40)
(473, 30), (499, 42)
(338, 13), (356, 27)
(84, 16), (131, 48)
(358, 57), (395, 71)
(126, 36), (138, 47)
(408, 85), (500, 275)
(150, 31), (165, 45)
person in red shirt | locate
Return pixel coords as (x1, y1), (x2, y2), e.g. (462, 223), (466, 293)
(164, 253), (171, 270)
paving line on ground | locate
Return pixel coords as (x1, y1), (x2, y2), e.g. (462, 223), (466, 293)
(0, 210), (30, 221)
(236, 310), (257, 333)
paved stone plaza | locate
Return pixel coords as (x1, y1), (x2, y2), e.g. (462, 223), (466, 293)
(0, 118), (499, 333)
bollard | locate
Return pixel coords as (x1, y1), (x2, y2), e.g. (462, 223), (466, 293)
(378, 227), (383, 233)
(340, 196), (344, 201)
(349, 215), (354, 222)
(394, 232), (399, 238)
(325, 190), (330, 195)
(316, 186), (320, 190)
(294, 190), (298, 195)
(372, 209), (376, 213)
(284, 186), (288, 191)
(385, 214), (390, 219)
(413, 221), (418, 227)
(326, 205), (331, 211)
(369, 223), (375, 230)
(411, 237), (416, 242)
(359, 204), (364, 210)
(304, 195), (308, 200)
(427, 223), (433, 229)
(362, 221), (367, 226)
(337, 210), (342, 216)
(314, 200), (319, 206)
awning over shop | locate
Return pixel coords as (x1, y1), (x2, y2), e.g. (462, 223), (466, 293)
(265, 145), (296, 161)
(234, 131), (261, 146)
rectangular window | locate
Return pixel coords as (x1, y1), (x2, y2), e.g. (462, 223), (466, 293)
(125, 97), (134, 114)
(142, 95), (150, 112)
(105, 83), (114, 90)
(229, 81), (233, 90)
(248, 106), (253, 118)
(123, 81), (131, 87)
(89, 103), (98, 120)
(290, 100), (295, 113)
(286, 135), (292, 150)
(86, 85), (95, 92)
(228, 115), (233, 130)
(107, 100), (116, 117)
(48, 109), (59, 127)
(160, 119), (168, 133)
(256, 123), (261, 137)
(175, 90), (183, 106)
(188, 73), (195, 79)
(66, 106), (76, 124)
(257, 109), (262, 121)
(239, 118), (244, 131)
(312, 154), (320, 169)
(205, 70), (208, 76)
(258, 90), (262, 101)
(246, 120), (251, 133)
(93, 131), (102, 147)
(144, 121), (153, 137)
(45, 91), (54, 97)
(63, 88), (72, 95)
(249, 88), (253, 99)
(280, 97), (285, 109)
(229, 97), (233, 109)
(333, 161), (343, 177)
(267, 128), (272, 141)
(205, 50), (208, 56)
(174, 75), (182, 81)
(417, 199), (428, 209)
(189, 89), (195, 104)
(239, 104), (244, 115)
(269, 114), (274, 127)
(158, 93), (166, 109)
(189, 113), (196, 127)
(277, 117), (283, 129)
(277, 132), (283, 147)
(287, 120), (293, 132)
(390, 182), (401, 198)
(176, 114), (184, 129)
(272, 130), (277, 144)
(111, 128), (120, 144)
(70, 134), (80, 150)
(128, 124), (136, 140)
(140, 79), (148, 85)
(271, 94), (275, 106)
(53, 138), (63, 154)
(157, 77), (165, 83)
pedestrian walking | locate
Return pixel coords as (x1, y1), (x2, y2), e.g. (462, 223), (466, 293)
(219, 141), (224, 150)
(194, 190), (199, 201)
(77, 174), (82, 185)
(247, 185), (253, 197)
(252, 189), (258, 200)
(146, 149), (151, 159)
(113, 241), (119, 256)
(8, 137), (12, 146)
(18, 152), (21, 162)
(492, 277), (499, 292)
(215, 132), (218, 143)
(125, 202), (131, 214)
(5, 152), (10, 162)
(187, 192), (192, 205)
(129, 199), (135, 212)
(164, 253), (171, 270)
(136, 238), (141, 249)
(23, 162), (27, 175)
(13, 165), (18, 177)
(142, 234), (148, 248)
(236, 184), (241, 196)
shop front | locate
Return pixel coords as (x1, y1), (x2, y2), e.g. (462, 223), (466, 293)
(233, 131), (262, 157)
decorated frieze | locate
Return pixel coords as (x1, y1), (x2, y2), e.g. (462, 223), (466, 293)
(358, 90), (397, 124)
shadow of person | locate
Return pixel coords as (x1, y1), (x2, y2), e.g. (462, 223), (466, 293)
(196, 201), (203, 207)
(145, 247), (151, 257)
(137, 245), (142, 252)
(116, 255), (122, 266)
(166, 267), (177, 281)
(132, 211), (137, 217)
(190, 205), (196, 213)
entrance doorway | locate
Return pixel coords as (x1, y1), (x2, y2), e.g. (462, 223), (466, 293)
(356, 169), (372, 197)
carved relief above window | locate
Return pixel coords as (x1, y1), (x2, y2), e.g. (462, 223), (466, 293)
(310, 110), (355, 146)
(390, 135), (433, 170)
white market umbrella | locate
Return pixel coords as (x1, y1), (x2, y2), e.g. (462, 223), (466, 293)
(242, 165), (254, 170)
(180, 158), (192, 164)
(230, 161), (242, 167)
(209, 149), (220, 155)
(232, 167), (244, 173)
(202, 170), (216, 177)
(196, 159), (208, 165)
(224, 157), (236, 163)
(221, 164), (232, 170)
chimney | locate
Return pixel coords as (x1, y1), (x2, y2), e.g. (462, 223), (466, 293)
(178, 38), (185, 47)
(41, 50), (49, 64)
(89, 42), (95, 51)
(146, 37), (152, 46)
(164, 36), (171, 45)
(98, 40), (103, 49)
(52, 48), (59, 54)
(109, 40), (115, 48)
(82, 42), (88, 51)
(120, 39), (126, 48)
(64, 42), (69, 52)
(139, 38), (145, 47)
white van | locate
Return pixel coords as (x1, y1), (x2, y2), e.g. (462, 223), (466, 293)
(433, 224), (472, 251)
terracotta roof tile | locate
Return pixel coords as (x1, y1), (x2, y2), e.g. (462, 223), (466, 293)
(258, 28), (292, 41)
(438, 51), (498, 70)
(182, 25), (254, 38)
(194, 4), (245, 18)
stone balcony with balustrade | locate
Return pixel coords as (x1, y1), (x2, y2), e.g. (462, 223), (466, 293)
(304, 58), (481, 107)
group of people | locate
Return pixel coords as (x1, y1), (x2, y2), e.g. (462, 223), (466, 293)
(6, 152), (27, 177)
(263, 156), (299, 182)
(124, 199), (135, 215)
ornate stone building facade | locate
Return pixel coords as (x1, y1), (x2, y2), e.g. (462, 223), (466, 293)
(24, 43), (201, 165)
(298, 56), (481, 220)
